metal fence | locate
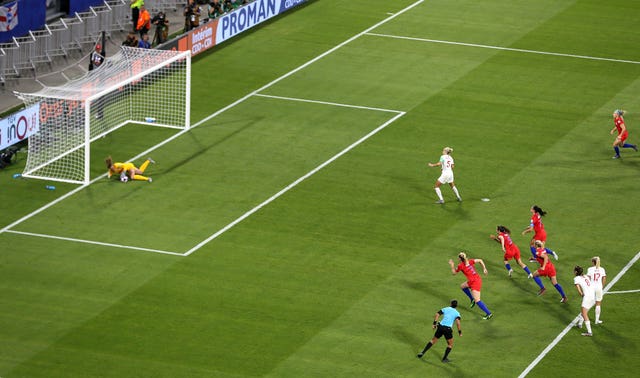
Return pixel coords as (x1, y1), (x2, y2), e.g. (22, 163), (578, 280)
(0, 0), (182, 84)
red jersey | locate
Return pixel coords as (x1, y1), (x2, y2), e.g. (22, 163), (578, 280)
(614, 116), (629, 142)
(500, 232), (521, 260)
(500, 232), (516, 253)
(531, 213), (544, 234)
(614, 116), (625, 135)
(456, 260), (481, 282)
(535, 248), (556, 277)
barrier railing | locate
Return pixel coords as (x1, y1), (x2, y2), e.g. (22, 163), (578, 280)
(29, 29), (54, 71)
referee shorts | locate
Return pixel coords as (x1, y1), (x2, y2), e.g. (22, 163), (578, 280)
(434, 324), (454, 340)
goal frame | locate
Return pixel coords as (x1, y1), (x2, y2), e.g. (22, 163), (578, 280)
(17, 48), (191, 185)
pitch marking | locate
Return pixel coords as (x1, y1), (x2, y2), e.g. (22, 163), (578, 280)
(253, 93), (403, 114)
(6, 230), (183, 256)
(605, 289), (640, 295)
(184, 110), (405, 256)
(1, 0), (424, 256)
(518, 251), (640, 377)
(366, 32), (640, 65)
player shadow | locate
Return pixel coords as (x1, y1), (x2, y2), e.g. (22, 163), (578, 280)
(392, 327), (423, 356)
(393, 325), (466, 377)
(505, 272), (542, 297)
(400, 278), (452, 302)
(417, 354), (466, 376)
(589, 324), (632, 356)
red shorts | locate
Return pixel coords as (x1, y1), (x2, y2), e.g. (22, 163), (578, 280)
(619, 130), (629, 143)
(504, 246), (521, 261)
(533, 230), (546, 242)
(467, 278), (482, 292)
(537, 264), (556, 277)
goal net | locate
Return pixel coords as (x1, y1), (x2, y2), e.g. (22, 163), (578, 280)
(15, 47), (191, 185)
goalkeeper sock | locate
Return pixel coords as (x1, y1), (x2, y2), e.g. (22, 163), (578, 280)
(133, 175), (149, 181)
(139, 159), (151, 173)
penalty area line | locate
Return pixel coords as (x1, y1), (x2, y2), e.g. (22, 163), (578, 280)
(518, 251), (640, 378)
(183, 111), (406, 256)
(253, 93), (403, 114)
(365, 33), (640, 65)
(5, 230), (184, 256)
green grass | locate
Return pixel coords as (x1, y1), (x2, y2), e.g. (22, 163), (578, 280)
(2, 0), (640, 377)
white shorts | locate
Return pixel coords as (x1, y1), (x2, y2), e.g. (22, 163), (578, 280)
(594, 286), (603, 301)
(437, 172), (454, 184)
(581, 295), (596, 310)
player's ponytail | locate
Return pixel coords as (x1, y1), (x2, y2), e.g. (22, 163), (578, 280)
(105, 156), (113, 169)
(592, 256), (600, 268)
(574, 265), (583, 276)
(532, 205), (547, 216)
(497, 225), (511, 234)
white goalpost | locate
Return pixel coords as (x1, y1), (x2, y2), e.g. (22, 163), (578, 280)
(15, 47), (191, 185)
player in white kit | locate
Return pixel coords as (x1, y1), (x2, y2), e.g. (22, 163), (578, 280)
(587, 256), (606, 324)
(428, 147), (462, 204)
(573, 265), (596, 336)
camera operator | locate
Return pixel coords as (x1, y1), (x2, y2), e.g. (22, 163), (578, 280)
(184, 0), (201, 32)
(151, 11), (169, 45)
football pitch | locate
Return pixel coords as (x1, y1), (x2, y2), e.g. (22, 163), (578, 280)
(2, 0), (640, 376)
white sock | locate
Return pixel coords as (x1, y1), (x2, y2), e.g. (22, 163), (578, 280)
(452, 186), (461, 200)
(435, 187), (443, 201)
(595, 305), (601, 322)
(585, 321), (592, 334)
(577, 317), (584, 328)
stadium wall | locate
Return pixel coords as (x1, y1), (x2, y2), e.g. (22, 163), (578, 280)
(161, 0), (307, 56)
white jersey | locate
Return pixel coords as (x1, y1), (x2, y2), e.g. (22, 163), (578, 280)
(574, 275), (596, 309)
(587, 266), (606, 288)
(437, 154), (455, 184)
(439, 155), (454, 174)
(587, 266), (606, 301)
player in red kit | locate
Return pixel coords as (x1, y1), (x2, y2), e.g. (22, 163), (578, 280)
(522, 205), (558, 261)
(610, 109), (637, 159)
(531, 240), (567, 302)
(449, 252), (493, 319)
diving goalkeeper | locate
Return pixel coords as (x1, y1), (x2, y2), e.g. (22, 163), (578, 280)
(106, 156), (155, 182)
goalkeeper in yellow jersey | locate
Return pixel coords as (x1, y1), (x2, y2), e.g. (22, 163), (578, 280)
(105, 156), (155, 182)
